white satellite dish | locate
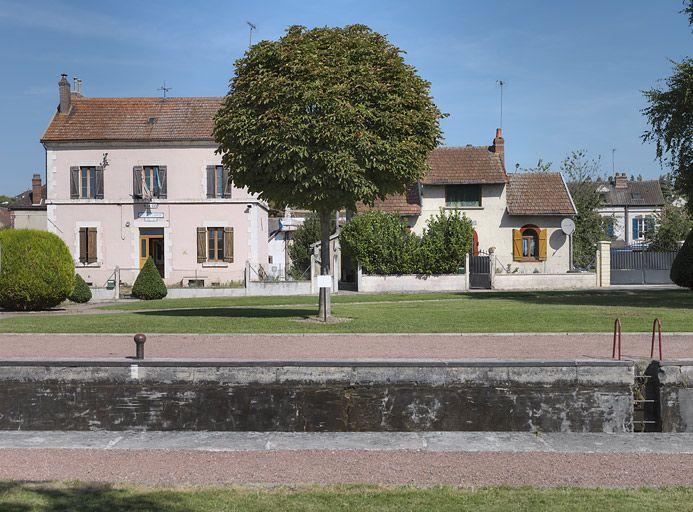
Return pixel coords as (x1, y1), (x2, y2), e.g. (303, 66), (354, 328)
(561, 218), (575, 236)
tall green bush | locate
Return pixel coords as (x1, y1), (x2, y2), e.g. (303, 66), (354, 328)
(671, 230), (693, 289)
(417, 210), (474, 275)
(340, 211), (418, 275)
(69, 273), (92, 303)
(131, 257), (167, 300)
(0, 229), (74, 310)
(288, 214), (323, 279)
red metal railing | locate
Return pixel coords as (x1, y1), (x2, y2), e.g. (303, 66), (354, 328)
(650, 318), (663, 361)
(612, 318), (622, 360)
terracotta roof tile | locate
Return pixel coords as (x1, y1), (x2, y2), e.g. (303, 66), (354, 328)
(507, 172), (576, 216)
(424, 146), (506, 184)
(42, 97), (222, 142)
(357, 185), (421, 215)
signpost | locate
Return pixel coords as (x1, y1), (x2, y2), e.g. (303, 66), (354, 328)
(561, 218), (576, 271)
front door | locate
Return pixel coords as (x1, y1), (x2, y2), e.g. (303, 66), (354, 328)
(139, 235), (165, 277)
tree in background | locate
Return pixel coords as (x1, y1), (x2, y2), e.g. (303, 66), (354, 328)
(642, 4), (692, 212)
(659, 172), (678, 202)
(214, 25), (443, 319)
(562, 150), (611, 268)
(671, 230), (693, 288)
(645, 203), (692, 251)
(521, 159), (553, 173)
(287, 214), (323, 279)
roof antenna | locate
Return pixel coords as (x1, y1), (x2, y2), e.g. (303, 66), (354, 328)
(247, 21), (257, 47)
(158, 81), (171, 99)
(611, 148), (616, 177)
(496, 80), (505, 130)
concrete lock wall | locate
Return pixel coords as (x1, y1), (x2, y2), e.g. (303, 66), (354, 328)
(657, 362), (693, 433)
(493, 272), (597, 291)
(0, 360), (633, 433)
(357, 273), (467, 293)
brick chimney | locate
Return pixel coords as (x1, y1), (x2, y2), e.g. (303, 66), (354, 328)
(492, 128), (504, 165)
(614, 172), (628, 189)
(31, 174), (42, 206)
(58, 74), (71, 114)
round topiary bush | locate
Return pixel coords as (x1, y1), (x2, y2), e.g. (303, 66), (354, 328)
(0, 229), (75, 310)
(131, 257), (167, 300)
(671, 230), (693, 289)
(69, 273), (92, 303)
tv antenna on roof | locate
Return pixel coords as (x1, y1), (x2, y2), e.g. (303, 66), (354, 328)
(158, 81), (171, 98)
(247, 21), (257, 47)
(611, 148), (616, 176)
(496, 80), (505, 130)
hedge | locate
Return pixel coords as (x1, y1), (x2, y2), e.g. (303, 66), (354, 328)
(69, 273), (92, 303)
(131, 257), (167, 300)
(0, 229), (75, 310)
(671, 230), (693, 289)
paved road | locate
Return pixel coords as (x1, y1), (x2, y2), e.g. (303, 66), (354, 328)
(0, 432), (692, 486)
(0, 332), (690, 360)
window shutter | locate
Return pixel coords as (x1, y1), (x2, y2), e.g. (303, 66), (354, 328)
(70, 167), (79, 199)
(197, 227), (207, 263)
(133, 166), (143, 198)
(512, 229), (522, 261)
(222, 168), (231, 198)
(538, 229), (548, 261)
(157, 166), (167, 199)
(223, 227), (234, 263)
(206, 166), (215, 198)
(87, 228), (97, 263)
(79, 227), (87, 263)
(94, 166), (104, 199)
(632, 217), (639, 240)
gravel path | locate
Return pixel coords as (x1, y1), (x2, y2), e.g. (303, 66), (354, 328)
(0, 333), (690, 360)
(0, 449), (691, 486)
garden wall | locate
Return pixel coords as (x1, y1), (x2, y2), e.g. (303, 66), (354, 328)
(0, 359), (633, 432)
(357, 272), (467, 293)
(493, 272), (597, 291)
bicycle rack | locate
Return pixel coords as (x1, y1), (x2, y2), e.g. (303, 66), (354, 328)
(612, 318), (622, 360)
(650, 318), (663, 361)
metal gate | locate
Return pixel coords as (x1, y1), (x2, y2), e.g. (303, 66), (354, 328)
(469, 252), (491, 289)
(610, 246), (677, 285)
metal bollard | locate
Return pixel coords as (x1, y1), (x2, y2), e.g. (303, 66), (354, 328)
(134, 333), (146, 359)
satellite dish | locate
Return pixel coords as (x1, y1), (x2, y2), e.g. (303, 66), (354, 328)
(561, 218), (576, 235)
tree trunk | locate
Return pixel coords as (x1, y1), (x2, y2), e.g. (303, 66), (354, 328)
(318, 209), (332, 320)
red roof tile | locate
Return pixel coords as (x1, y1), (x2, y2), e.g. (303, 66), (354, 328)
(42, 97), (222, 142)
(357, 185), (421, 215)
(506, 172), (576, 216)
(424, 146), (506, 184)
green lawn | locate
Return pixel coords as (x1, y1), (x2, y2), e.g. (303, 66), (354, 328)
(1, 290), (691, 333)
(1, 483), (692, 512)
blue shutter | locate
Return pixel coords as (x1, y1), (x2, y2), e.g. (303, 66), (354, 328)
(632, 217), (639, 240)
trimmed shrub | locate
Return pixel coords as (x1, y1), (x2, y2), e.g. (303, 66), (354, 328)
(131, 257), (167, 300)
(671, 230), (693, 289)
(69, 273), (92, 303)
(340, 211), (418, 275)
(288, 214), (323, 279)
(0, 229), (75, 310)
(417, 210), (474, 275)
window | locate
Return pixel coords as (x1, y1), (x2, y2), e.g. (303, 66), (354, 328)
(207, 165), (229, 198)
(632, 216), (655, 240)
(70, 166), (103, 199)
(445, 185), (481, 207)
(78, 227), (97, 264)
(197, 226), (234, 263)
(513, 225), (547, 262)
(207, 227), (225, 262)
(132, 166), (167, 199)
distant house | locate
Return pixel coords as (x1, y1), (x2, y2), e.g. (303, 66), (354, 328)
(7, 174), (47, 230)
(41, 74), (268, 287)
(359, 129), (577, 273)
(596, 173), (665, 246)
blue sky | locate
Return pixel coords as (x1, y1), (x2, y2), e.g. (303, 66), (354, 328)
(0, 0), (690, 194)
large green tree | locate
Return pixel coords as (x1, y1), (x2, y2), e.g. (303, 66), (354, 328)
(642, 5), (692, 212)
(214, 25), (443, 318)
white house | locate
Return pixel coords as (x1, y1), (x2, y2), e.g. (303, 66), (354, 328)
(359, 129), (577, 275)
(41, 74), (269, 288)
(596, 173), (665, 246)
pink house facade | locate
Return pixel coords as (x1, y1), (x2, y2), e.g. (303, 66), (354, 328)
(42, 75), (268, 287)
